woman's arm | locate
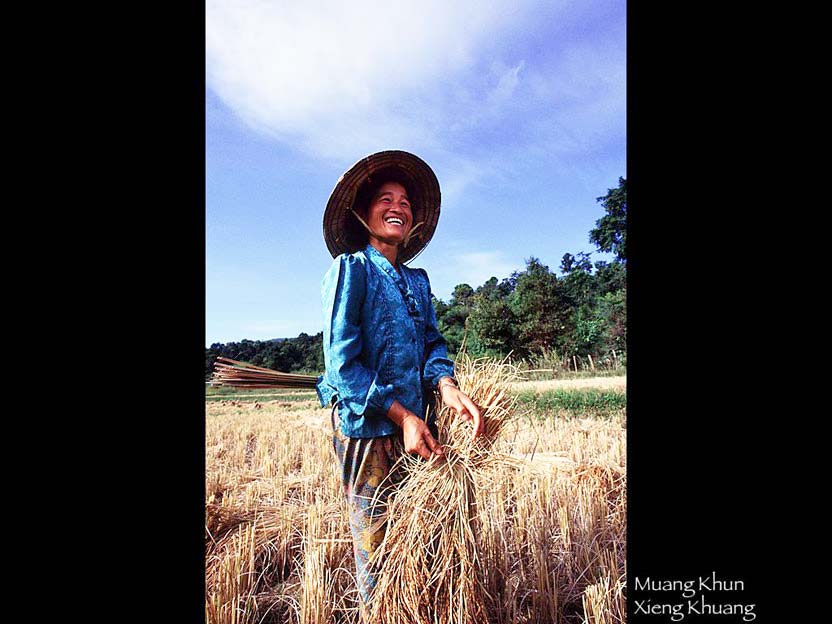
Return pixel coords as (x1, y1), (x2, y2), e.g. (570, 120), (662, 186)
(322, 255), (396, 418)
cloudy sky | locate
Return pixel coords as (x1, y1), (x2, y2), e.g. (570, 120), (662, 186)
(206, 0), (626, 346)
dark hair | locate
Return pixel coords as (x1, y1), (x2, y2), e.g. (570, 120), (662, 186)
(344, 166), (421, 250)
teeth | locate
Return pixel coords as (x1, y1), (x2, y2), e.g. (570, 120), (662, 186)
(385, 217), (403, 225)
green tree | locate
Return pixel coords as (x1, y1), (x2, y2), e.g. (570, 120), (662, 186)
(595, 290), (626, 353)
(205, 332), (325, 380)
(593, 260), (626, 295)
(467, 277), (517, 357)
(508, 258), (568, 358)
(590, 177), (627, 264)
(571, 306), (606, 356)
(206, 343), (225, 380)
(560, 252), (597, 311)
(434, 283), (476, 357)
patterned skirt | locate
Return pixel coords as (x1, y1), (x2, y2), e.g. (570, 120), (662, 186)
(330, 406), (406, 620)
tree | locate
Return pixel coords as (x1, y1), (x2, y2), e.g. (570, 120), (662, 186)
(451, 283), (476, 306)
(205, 332), (325, 380)
(560, 252), (593, 276)
(589, 177), (627, 263)
(570, 306), (606, 356)
(508, 258), (569, 357)
(593, 260), (626, 295)
(467, 277), (517, 357)
(560, 252), (597, 312)
(434, 283), (476, 358)
(595, 290), (626, 353)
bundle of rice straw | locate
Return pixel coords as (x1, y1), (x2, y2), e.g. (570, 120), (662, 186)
(367, 353), (522, 624)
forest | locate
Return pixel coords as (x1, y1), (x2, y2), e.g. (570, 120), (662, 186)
(206, 177), (626, 379)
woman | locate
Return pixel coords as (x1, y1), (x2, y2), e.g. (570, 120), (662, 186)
(315, 150), (482, 619)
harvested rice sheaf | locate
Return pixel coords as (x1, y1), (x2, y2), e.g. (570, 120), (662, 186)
(368, 354), (523, 624)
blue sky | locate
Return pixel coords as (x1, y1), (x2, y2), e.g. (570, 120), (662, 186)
(206, 0), (626, 346)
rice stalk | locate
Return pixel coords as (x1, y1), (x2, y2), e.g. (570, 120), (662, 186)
(368, 353), (522, 624)
(582, 571), (625, 624)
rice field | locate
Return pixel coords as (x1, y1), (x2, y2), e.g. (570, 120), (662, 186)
(205, 364), (626, 623)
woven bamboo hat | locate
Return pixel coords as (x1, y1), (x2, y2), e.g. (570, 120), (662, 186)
(323, 150), (441, 264)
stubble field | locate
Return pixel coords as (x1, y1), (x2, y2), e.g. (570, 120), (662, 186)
(205, 375), (626, 623)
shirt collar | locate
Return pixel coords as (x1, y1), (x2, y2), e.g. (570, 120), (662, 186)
(363, 244), (419, 316)
(363, 243), (404, 284)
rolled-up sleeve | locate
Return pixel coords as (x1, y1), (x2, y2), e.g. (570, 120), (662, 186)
(322, 255), (396, 417)
(418, 269), (456, 388)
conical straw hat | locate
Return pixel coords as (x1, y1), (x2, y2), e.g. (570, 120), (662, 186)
(322, 150), (441, 264)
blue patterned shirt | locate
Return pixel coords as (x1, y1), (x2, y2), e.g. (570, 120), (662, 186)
(315, 243), (455, 438)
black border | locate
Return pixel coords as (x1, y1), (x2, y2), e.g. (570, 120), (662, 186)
(627, 2), (778, 620)
(93, 2), (207, 619)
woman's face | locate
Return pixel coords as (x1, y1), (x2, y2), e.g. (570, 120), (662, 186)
(365, 181), (413, 245)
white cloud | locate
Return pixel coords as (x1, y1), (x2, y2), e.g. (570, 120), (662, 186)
(206, 0), (542, 160)
(206, 0), (626, 201)
(482, 60), (526, 119)
(432, 152), (492, 209)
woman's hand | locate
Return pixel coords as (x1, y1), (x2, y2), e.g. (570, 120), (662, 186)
(386, 400), (444, 460)
(438, 378), (484, 437)
(401, 413), (444, 460)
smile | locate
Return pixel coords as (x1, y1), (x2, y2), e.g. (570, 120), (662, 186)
(385, 217), (404, 226)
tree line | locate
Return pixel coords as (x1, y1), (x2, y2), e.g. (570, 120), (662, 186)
(206, 177), (626, 379)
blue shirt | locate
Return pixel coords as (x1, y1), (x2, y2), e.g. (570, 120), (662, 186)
(315, 243), (455, 438)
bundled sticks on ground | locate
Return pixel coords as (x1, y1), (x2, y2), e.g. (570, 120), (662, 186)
(368, 353), (523, 624)
(211, 357), (319, 389)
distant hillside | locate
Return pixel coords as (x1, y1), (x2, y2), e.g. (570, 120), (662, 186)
(206, 332), (324, 380)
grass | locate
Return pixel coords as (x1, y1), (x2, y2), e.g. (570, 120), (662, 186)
(206, 392), (317, 403)
(516, 388), (627, 418)
(205, 366), (626, 624)
(206, 385), (318, 402)
(517, 366), (627, 382)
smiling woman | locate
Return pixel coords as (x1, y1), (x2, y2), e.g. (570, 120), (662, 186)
(351, 171), (418, 257)
(315, 150), (484, 622)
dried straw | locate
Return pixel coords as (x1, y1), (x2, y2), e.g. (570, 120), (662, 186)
(367, 353), (523, 624)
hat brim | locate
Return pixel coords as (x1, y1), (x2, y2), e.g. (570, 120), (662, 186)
(323, 150), (441, 264)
